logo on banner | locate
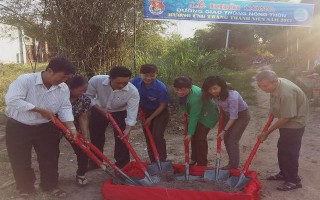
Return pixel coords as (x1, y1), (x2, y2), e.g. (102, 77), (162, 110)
(149, 0), (165, 15)
(294, 8), (309, 22)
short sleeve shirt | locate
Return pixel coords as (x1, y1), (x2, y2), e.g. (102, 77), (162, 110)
(132, 77), (169, 110)
(270, 78), (309, 128)
(215, 90), (248, 119)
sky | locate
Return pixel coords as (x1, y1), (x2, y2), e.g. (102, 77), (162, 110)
(167, 20), (210, 38)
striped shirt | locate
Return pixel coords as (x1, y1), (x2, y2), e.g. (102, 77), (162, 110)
(85, 75), (140, 126)
(5, 72), (74, 125)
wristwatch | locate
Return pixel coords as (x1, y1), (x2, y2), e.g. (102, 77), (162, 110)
(68, 127), (76, 131)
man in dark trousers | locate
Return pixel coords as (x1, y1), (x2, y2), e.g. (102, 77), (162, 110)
(85, 66), (139, 169)
(132, 64), (170, 162)
(5, 57), (77, 199)
(256, 70), (309, 191)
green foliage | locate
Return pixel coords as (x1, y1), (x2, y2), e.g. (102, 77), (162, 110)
(194, 23), (255, 52)
(0, 0), (169, 77)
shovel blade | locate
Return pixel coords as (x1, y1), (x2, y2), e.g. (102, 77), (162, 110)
(133, 174), (161, 186)
(147, 161), (174, 176)
(226, 174), (251, 190)
(203, 169), (230, 181)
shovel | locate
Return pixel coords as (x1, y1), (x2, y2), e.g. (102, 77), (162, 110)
(139, 108), (174, 176)
(226, 115), (274, 190)
(76, 133), (141, 186)
(51, 117), (140, 186)
(176, 113), (202, 181)
(204, 108), (229, 181)
(105, 112), (160, 186)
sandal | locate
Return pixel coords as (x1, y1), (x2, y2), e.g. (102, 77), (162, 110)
(76, 175), (88, 186)
(276, 182), (302, 191)
(15, 193), (30, 200)
(266, 173), (285, 181)
(48, 188), (67, 198)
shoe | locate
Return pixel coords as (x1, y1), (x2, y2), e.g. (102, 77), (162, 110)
(189, 160), (196, 166)
(276, 182), (302, 191)
(47, 187), (67, 198)
(266, 173), (285, 181)
(76, 175), (88, 186)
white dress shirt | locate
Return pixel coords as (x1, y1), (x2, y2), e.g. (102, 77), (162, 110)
(5, 72), (74, 125)
(85, 75), (140, 126)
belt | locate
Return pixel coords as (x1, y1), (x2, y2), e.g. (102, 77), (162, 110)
(8, 118), (51, 127)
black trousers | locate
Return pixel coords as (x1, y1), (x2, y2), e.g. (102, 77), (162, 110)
(278, 127), (304, 184)
(142, 108), (169, 162)
(6, 118), (60, 193)
(191, 122), (211, 166)
(89, 109), (130, 169)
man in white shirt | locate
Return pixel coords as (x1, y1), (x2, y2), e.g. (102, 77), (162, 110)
(5, 57), (76, 199)
(85, 66), (139, 169)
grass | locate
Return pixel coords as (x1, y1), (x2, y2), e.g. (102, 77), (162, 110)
(0, 63), (46, 112)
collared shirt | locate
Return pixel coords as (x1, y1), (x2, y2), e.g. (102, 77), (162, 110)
(179, 85), (219, 135)
(131, 77), (169, 110)
(215, 90), (248, 120)
(5, 72), (74, 125)
(85, 75), (140, 126)
(270, 78), (309, 128)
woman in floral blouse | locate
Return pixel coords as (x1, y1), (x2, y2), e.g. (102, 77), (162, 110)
(66, 76), (91, 186)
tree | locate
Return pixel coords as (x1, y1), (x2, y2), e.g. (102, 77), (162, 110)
(0, 0), (166, 77)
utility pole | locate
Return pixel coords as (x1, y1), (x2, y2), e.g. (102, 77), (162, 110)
(18, 27), (24, 64)
(225, 29), (230, 49)
(133, 0), (137, 75)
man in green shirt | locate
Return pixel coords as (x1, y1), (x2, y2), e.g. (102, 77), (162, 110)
(256, 70), (309, 191)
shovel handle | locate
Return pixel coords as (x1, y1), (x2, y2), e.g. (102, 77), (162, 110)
(242, 114), (274, 173)
(139, 108), (160, 162)
(52, 117), (141, 185)
(77, 134), (119, 171)
(183, 113), (190, 163)
(51, 117), (104, 167)
(105, 112), (149, 173)
(217, 107), (224, 154)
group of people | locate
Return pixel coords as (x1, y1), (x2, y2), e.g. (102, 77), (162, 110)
(5, 57), (308, 199)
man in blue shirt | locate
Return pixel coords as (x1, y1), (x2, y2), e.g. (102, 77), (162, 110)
(132, 64), (170, 162)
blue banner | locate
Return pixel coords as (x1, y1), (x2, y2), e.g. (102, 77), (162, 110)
(143, 0), (314, 27)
